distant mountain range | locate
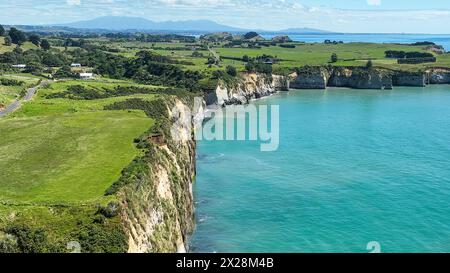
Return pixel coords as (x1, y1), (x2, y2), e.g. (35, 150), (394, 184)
(53, 16), (332, 34)
(55, 16), (246, 32)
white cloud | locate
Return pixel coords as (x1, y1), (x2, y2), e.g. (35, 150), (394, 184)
(67, 0), (81, 6)
(367, 0), (381, 6)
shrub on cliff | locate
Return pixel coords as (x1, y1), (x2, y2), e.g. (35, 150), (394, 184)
(296, 65), (324, 76)
(226, 65), (238, 77)
(245, 61), (272, 75)
(3, 225), (56, 253)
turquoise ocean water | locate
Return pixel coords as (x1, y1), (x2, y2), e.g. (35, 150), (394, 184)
(190, 86), (450, 253)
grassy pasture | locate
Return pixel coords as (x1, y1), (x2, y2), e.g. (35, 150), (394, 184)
(10, 79), (159, 118)
(214, 42), (449, 71)
(0, 37), (38, 53)
(0, 110), (153, 204)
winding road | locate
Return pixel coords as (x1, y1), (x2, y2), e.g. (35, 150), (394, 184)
(207, 46), (221, 65)
(0, 80), (50, 118)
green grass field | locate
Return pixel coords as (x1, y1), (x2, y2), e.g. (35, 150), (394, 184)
(214, 42), (449, 71)
(0, 85), (19, 106)
(1, 78), (157, 206)
(10, 79), (158, 118)
(0, 111), (152, 204)
(0, 37), (38, 53)
(0, 37), (15, 53)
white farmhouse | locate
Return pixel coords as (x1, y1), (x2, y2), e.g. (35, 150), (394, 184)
(71, 63), (82, 67)
(11, 64), (27, 69)
(79, 73), (94, 79)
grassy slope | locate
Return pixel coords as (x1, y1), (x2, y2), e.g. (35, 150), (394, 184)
(0, 37), (14, 53)
(10, 80), (158, 118)
(0, 111), (152, 204)
(0, 74), (42, 106)
(0, 37), (38, 53)
(0, 85), (20, 106)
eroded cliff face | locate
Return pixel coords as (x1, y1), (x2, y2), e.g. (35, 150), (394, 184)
(116, 98), (200, 253)
(289, 66), (450, 90)
(207, 67), (450, 107)
(392, 71), (426, 87)
(427, 68), (450, 84)
(289, 66), (392, 90)
(207, 73), (289, 106)
(329, 67), (393, 89)
(290, 67), (330, 89)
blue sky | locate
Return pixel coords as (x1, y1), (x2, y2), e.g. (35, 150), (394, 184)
(1, 0), (450, 33)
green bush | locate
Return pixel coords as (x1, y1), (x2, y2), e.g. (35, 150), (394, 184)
(3, 225), (56, 253)
(0, 78), (24, 86)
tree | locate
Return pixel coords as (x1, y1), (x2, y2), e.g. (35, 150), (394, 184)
(0, 25), (5, 36)
(28, 34), (41, 47)
(331, 53), (338, 63)
(13, 46), (23, 55)
(366, 60), (373, 69)
(24, 62), (43, 75)
(244, 32), (260, 40)
(226, 65), (238, 77)
(40, 39), (51, 51)
(206, 57), (216, 65)
(54, 66), (76, 79)
(4, 36), (12, 46)
(8, 27), (26, 45)
(245, 61), (272, 75)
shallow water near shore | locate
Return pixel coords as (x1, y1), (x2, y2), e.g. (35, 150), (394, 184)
(190, 85), (450, 253)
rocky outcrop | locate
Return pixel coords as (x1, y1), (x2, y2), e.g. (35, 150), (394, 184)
(425, 45), (446, 55)
(427, 68), (450, 84)
(288, 66), (450, 90)
(207, 73), (289, 106)
(392, 71), (426, 87)
(290, 67), (330, 89)
(289, 66), (393, 90)
(271, 35), (293, 43)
